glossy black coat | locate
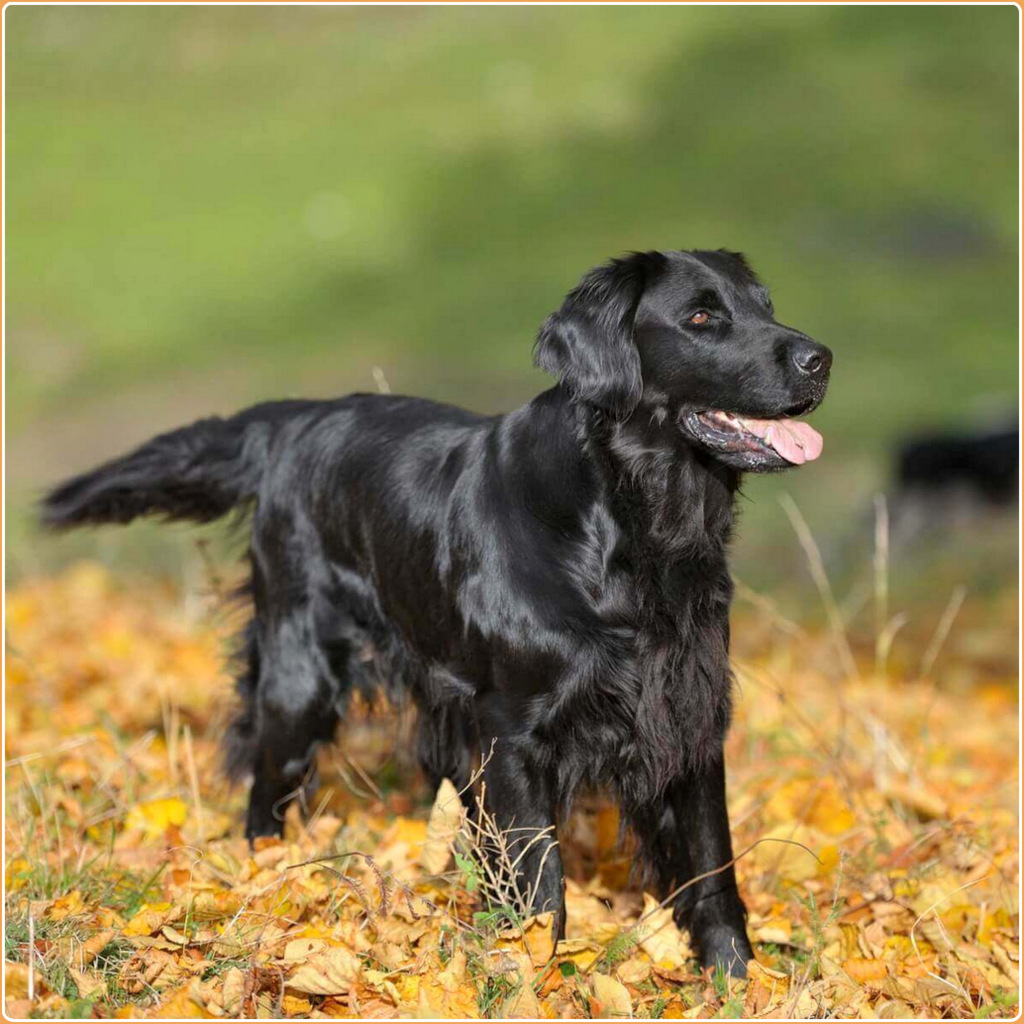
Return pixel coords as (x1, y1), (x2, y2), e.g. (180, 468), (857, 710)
(42, 250), (832, 976)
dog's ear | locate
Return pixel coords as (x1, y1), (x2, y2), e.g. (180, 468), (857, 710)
(534, 251), (664, 418)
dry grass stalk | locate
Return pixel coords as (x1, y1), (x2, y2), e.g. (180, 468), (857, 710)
(875, 612), (909, 681)
(733, 578), (805, 638)
(873, 493), (890, 676)
(182, 725), (205, 842)
(779, 493), (858, 682)
(920, 584), (967, 679)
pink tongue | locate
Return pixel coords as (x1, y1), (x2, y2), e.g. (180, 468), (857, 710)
(738, 416), (823, 465)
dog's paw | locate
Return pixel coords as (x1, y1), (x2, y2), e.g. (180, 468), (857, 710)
(698, 925), (753, 979)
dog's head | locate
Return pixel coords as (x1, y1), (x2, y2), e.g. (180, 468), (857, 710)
(535, 250), (832, 472)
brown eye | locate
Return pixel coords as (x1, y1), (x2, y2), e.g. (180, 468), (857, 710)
(689, 310), (711, 325)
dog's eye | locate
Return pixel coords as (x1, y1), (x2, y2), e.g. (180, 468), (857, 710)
(689, 310), (711, 326)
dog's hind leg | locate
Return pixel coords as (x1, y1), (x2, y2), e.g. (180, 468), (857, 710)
(224, 617), (261, 785)
(244, 614), (342, 840)
(416, 702), (476, 808)
(239, 538), (351, 840)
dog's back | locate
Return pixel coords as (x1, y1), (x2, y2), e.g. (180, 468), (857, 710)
(40, 393), (488, 533)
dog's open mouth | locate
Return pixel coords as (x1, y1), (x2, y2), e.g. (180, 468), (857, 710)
(690, 410), (823, 465)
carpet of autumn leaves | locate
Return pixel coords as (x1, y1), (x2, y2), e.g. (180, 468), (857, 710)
(4, 562), (1019, 1020)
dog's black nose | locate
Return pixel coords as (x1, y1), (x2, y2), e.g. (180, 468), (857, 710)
(792, 340), (832, 377)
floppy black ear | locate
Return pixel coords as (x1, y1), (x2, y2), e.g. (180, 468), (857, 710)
(534, 251), (665, 418)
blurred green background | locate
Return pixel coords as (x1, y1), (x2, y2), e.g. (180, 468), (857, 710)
(4, 6), (1019, 626)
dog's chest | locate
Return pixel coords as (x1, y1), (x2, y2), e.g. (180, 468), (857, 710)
(539, 541), (734, 801)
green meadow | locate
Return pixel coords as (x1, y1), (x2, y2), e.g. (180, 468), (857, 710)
(5, 5), (1018, 603)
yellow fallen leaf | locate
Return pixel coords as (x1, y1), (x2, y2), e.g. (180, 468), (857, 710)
(503, 975), (541, 1018)
(752, 915), (792, 945)
(69, 967), (107, 999)
(392, 973), (420, 1006)
(616, 958), (652, 985)
(283, 937), (327, 961)
(555, 938), (602, 972)
(388, 817), (429, 848)
(123, 902), (180, 938)
(188, 889), (243, 922)
(160, 925), (190, 946)
(438, 947), (468, 990)
(420, 778), (465, 874)
(842, 957), (889, 985)
(991, 938), (1019, 985)
(635, 893), (690, 969)
(591, 972), (632, 1018)
(80, 928), (117, 966)
(5, 859), (30, 890)
(416, 982), (443, 1018)
(145, 982), (215, 1018)
(120, 948), (199, 994)
(498, 912), (555, 967)
(418, 977), (480, 1019)
(281, 991), (312, 1015)
(125, 797), (188, 840)
(808, 782), (857, 836)
(221, 966), (246, 1016)
(46, 889), (88, 921)
(285, 943), (361, 994)
(4, 961), (31, 1000)
(881, 781), (947, 820)
(744, 958), (790, 1016)
(750, 825), (830, 882)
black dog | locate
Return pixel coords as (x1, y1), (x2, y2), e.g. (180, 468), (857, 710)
(43, 250), (831, 976)
(897, 420), (1018, 507)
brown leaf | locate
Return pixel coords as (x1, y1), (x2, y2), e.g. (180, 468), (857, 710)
(744, 960), (790, 1017)
(221, 966), (246, 1016)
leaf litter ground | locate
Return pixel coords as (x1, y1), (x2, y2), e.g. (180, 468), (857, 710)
(4, 563), (1019, 1019)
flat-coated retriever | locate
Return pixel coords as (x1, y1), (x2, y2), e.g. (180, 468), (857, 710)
(43, 249), (831, 976)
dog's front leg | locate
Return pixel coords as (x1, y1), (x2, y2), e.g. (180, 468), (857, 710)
(670, 750), (754, 978)
(475, 715), (565, 940)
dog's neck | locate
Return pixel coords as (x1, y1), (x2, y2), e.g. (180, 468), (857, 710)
(584, 400), (740, 561)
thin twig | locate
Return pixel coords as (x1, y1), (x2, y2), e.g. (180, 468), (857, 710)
(585, 836), (822, 974)
(910, 874), (991, 995)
